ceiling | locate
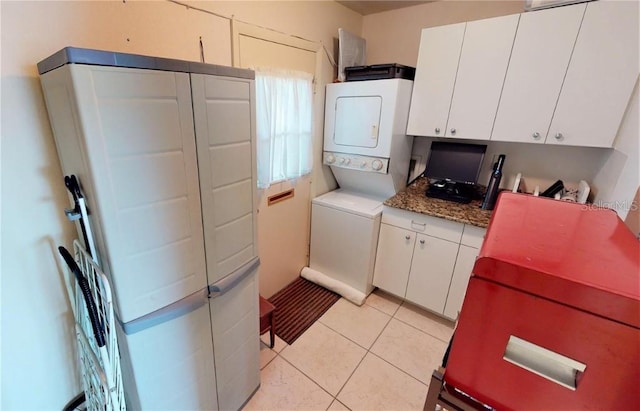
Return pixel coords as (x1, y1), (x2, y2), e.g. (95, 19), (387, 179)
(336, 1), (435, 15)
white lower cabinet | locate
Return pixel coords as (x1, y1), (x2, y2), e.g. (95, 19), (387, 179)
(373, 208), (485, 320)
(373, 223), (414, 297)
(405, 234), (459, 314)
(443, 245), (478, 320)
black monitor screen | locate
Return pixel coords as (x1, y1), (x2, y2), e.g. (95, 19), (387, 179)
(424, 142), (487, 184)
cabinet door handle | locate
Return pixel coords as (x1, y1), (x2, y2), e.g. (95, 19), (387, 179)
(435, 127), (440, 134)
(419, 239), (425, 245)
(554, 132), (564, 141)
(532, 132), (540, 140)
(450, 128), (456, 135)
(405, 235), (411, 240)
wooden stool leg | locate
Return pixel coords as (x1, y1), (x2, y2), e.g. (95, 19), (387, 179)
(424, 369), (444, 411)
(269, 316), (275, 348)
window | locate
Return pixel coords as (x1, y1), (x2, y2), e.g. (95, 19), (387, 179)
(255, 68), (313, 188)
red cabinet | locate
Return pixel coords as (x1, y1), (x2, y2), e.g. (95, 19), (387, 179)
(446, 193), (640, 410)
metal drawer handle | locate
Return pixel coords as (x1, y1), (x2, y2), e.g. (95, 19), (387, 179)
(503, 336), (586, 390)
(411, 220), (426, 231)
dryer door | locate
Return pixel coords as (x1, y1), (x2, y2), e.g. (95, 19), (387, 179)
(334, 95), (382, 148)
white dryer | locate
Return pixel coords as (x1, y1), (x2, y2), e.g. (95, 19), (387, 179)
(305, 78), (414, 304)
(323, 78), (414, 199)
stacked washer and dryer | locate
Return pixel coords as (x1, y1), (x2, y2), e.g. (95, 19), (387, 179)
(301, 78), (414, 304)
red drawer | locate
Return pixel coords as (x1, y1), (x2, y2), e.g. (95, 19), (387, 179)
(446, 278), (640, 410)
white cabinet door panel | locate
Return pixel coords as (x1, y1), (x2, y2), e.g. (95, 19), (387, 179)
(63, 65), (207, 322)
(443, 245), (478, 320)
(192, 74), (257, 284)
(405, 234), (458, 314)
(548, 0), (639, 147)
(492, 4), (585, 144)
(209, 270), (259, 411)
(407, 23), (465, 137)
(445, 14), (519, 140)
(461, 224), (486, 249)
(373, 223), (414, 298)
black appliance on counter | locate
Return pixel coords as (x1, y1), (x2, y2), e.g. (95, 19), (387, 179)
(424, 142), (487, 204)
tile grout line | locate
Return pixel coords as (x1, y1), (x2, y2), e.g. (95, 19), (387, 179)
(262, 295), (449, 410)
(331, 306), (396, 405)
(393, 301), (454, 344)
(368, 309), (438, 388)
(333, 298), (443, 398)
(276, 352), (338, 402)
(275, 298), (397, 408)
(368, 351), (429, 389)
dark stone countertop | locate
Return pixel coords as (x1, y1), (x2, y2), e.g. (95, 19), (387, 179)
(384, 177), (493, 228)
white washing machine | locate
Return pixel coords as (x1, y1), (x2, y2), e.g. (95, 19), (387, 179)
(304, 78), (414, 303)
(309, 189), (383, 297)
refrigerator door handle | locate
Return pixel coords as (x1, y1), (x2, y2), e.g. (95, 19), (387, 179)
(209, 257), (260, 298)
(118, 288), (209, 335)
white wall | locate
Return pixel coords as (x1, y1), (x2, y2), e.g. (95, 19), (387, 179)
(411, 137), (609, 195)
(0, 1), (361, 408)
(362, 0), (524, 66)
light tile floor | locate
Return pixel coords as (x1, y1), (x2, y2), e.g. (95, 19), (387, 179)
(243, 289), (454, 411)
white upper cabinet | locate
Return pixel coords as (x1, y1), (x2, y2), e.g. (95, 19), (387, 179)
(409, 1), (638, 148)
(492, 4), (586, 144)
(407, 22), (465, 138)
(547, 0), (639, 147)
(445, 14), (519, 140)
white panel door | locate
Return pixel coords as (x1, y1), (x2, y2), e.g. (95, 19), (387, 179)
(405, 234), (458, 314)
(233, 21), (319, 298)
(407, 23), (466, 137)
(548, 0), (639, 147)
(443, 245), (478, 320)
(372, 223), (414, 298)
(192, 74), (256, 284)
(334, 96), (382, 148)
(492, 4), (586, 143)
(445, 14), (519, 140)
(66, 65), (207, 323)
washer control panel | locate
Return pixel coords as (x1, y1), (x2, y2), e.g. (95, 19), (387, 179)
(323, 151), (389, 174)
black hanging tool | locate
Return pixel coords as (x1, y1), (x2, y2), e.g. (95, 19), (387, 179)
(64, 175), (93, 258)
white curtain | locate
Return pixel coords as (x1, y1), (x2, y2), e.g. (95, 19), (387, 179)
(255, 68), (314, 188)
